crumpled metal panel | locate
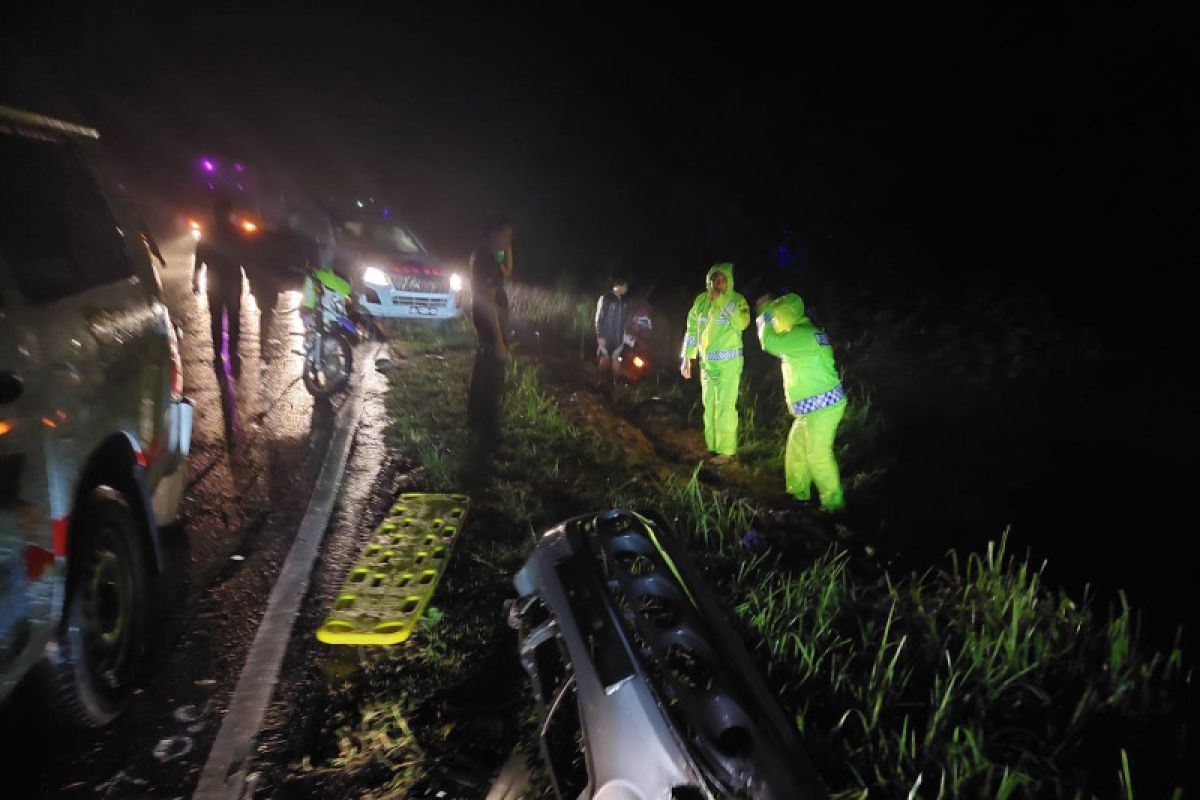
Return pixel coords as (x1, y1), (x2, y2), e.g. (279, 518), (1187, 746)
(512, 509), (827, 800)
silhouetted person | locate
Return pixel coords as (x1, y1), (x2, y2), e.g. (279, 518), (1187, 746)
(192, 197), (246, 373)
(594, 276), (628, 389)
(466, 217), (514, 465)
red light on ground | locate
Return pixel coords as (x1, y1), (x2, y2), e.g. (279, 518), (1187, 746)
(632, 356), (646, 368)
(0, 420), (12, 437)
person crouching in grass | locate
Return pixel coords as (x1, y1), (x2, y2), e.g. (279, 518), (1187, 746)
(756, 293), (847, 511)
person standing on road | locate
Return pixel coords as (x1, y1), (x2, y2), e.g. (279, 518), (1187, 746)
(594, 276), (628, 389)
(192, 196), (246, 374)
(680, 263), (750, 463)
(756, 293), (847, 511)
(467, 217), (514, 451)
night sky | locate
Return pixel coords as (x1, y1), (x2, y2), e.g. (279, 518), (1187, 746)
(2, 3), (1193, 326)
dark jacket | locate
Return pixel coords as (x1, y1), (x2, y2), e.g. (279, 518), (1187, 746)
(595, 291), (625, 345)
(471, 243), (508, 345)
(193, 222), (245, 292)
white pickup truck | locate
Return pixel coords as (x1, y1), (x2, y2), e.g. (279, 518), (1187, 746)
(1, 105), (193, 728)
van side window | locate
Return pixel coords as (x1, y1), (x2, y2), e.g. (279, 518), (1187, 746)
(0, 135), (132, 304)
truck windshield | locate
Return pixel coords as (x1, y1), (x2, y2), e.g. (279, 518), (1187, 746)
(337, 221), (424, 255)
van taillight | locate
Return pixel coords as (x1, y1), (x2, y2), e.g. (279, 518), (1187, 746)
(166, 322), (183, 396)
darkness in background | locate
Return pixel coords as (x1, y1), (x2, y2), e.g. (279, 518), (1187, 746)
(4, 4), (1197, 637)
(4, 5), (1191, 314)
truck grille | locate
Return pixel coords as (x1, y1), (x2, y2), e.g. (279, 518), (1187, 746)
(389, 274), (448, 293)
(391, 294), (449, 308)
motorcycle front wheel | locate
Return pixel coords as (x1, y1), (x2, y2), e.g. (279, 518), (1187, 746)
(303, 331), (354, 397)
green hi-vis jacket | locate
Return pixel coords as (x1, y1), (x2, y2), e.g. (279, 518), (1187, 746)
(680, 263), (751, 363)
(301, 267), (353, 310)
(757, 294), (845, 413)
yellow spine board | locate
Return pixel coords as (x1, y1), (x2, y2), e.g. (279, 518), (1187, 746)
(316, 493), (469, 645)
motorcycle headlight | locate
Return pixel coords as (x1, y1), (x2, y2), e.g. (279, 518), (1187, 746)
(449, 273), (463, 292)
(362, 266), (388, 286)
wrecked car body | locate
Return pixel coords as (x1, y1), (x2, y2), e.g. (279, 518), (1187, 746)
(511, 509), (827, 799)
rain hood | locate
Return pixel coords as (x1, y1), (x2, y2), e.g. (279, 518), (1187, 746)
(769, 293), (808, 334)
(705, 262), (736, 298)
(682, 263), (750, 362)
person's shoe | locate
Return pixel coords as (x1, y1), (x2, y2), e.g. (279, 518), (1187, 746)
(818, 490), (845, 514)
(709, 454), (734, 465)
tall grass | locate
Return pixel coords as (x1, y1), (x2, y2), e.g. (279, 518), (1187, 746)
(368, 305), (1188, 799)
(377, 319), (482, 489)
(505, 359), (581, 448)
(608, 404), (1187, 796)
(726, 534), (1187, 797)
(503, 282), (593, 350)
(615, 463), (758, 555)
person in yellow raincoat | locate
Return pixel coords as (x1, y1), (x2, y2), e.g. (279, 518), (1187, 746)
(756, 293), (846, 511)
(680, 263), (750, 462)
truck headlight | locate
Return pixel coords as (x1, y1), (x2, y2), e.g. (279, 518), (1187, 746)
(363, 266), (388, 286)
(449, 273), (463, 292)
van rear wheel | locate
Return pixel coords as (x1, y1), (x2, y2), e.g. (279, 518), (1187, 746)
(41, 486), (148, 728)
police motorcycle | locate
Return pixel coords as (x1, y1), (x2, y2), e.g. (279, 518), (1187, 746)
(302, 271), (363, 398)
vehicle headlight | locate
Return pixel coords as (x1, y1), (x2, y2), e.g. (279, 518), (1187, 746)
(449, 273), (463, 292)
(362, 266), (388, 286)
